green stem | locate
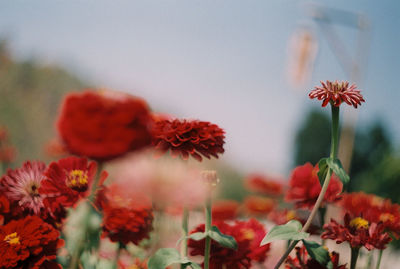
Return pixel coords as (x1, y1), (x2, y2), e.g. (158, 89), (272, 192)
(204, 194), (212, 269)
(375, 249), (383, 269)
(350, 247), (360, 269)
(274, 104), (340, 269)
(113, 243), (123, 269)
(319, 207), (327, 246)
(181, 207), (189, 269)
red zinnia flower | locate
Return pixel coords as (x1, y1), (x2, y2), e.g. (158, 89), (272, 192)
(40, 156), (102, 211)
(321, 213), (391, 250)
(0, 215), (63, 269)
(245, 174), (284, 196)
(57, 90), (153, 161)
(309, 80), (365, 108)
(188, 218), (270, 269)
(96, 183), (154, 245)
(212, 200), (240, 221)
(152, 119), (225, 161)
(244, 196), (275, 217)
(118, 258), (148, 269)
(285, 163), (343, 209)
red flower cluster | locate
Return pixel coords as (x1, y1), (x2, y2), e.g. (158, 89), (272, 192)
(0, 216), (63, 269)
(188, 219), (270, 269)
(285, 245), (347, 269)
(212, 200), (240, 221)
(309, 80), (365, 108)
(322, 214), (391, 250)
(152, 119), (225, 161)
(96, 183), (154, 245)
(245, 174), (283, 196)
(285, 163), (343, 209)
(244, 196), (276, 216)
(57, 90), (153, 161)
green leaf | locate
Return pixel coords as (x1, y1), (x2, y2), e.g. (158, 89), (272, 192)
(208, 226), (238, 249)
(326, 158), (350, 187)
(260, 220), (309, 246)
(147, 248), (181, 269)
(317, 157), (329, 186)
(176, 232), (207, 247)
(302, 240), (330, 266)
(187, 262), (202, 269)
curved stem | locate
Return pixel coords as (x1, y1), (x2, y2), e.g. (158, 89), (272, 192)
(375, 249), (383, 269)
(204, 194), (212, 269)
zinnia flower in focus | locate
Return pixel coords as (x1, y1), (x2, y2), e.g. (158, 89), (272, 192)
(57, 90), (153, 161)
(285, 163), (343, 209)
(309, 80), (365, 108)
(212, 200), (240, 221)
(0, 216), (63, 268)
(245, 174), (284, 196)
(244, 196), (275, 217)
(152, 119), (225, 161)
(96, 183), (154, 245)
(188, 218), (270, 269)
(40, 156), (101, 211)
(321, 213), (391, 250)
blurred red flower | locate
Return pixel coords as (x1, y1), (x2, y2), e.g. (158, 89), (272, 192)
(96, 183), (153, 245)
(244, 196), (275, 217)
(152, 119), (225, 161)
(212, 200), (240, 221)
(322, 213), (391, 250)
(57, 90), (153, 161)
(245, 174), (284, 196)
(188, 218), (270, 269)
(285, 163), (343, 209)
(118, 258), (148, 269)
(309, 80), (365, 108)
(0, 216), (63, 269)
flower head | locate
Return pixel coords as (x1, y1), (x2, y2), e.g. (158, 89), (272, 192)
(309, 80), (365, 108)
(152, 119), (225, 161)
(0, 216), (63, 268)
(212, 200), (240, 221)
(245, 174), (284, 196)
(285, 163), (343, 209)
(57, 90), (153, 161)
(188, 219), (270, 269)
(244, 196), (276, 217)
(321, 213), (391, 250)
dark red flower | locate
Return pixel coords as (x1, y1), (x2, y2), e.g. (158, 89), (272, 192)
(212, 200), (240, 221)
(152, 119), (225, 161)
(309, 80), (365, 108)
(285, 163), (343, 209)
(243, 196), (275, 217)
(0, 216), (63, 269)
(285, 245), (347, 269)
(40, 156), (102, 211)
(245, 174), (284, 196)
(57, 90), (153, 161)
(188, 218), (270, 269)
(96, 184), (154, 245)
(321, 214), (391, 250)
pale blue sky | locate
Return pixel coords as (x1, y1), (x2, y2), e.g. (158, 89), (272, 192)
(1, 0), (399, 176)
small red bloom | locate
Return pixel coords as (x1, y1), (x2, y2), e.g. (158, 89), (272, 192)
(0, 216), (63, 269)
(245, 174), (283, 196)
(152, 119), (225, 161)
(40, 156), (100, 211)
(285, 163), (343, 209)
(96, 184), (154, 245)
(322, 214), (391, 250)
(118, 258), (148, 269)
(57, 90), (153, 161)
(309, 80), (365, 108)
(212, 200), (240, 221)
(188, 219), (270, 269)
(244, 196), (275, 217)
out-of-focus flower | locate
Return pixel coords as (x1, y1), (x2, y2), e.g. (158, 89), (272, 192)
(188, 218), (270, 269)
(0, 126), (16, 163)
(0, 216), (63, 268)
(152, 119), (225, 161)
(212, 200), (240, 221)
(111, 152), (207, 209)
(44, 138), (68, 158)
(340, 192), (400, 238)
(0, 193), (10, 224)
(244, 196), (275, 217)
(96, 182), (153, 245)
(57, 90), (153, 161)
(40, 156), (101, 211)
(309, 80), (365, 108)
(268, 209), (320, 235)
(118, 258), (148, 269)
(285, 163), (343, 209)
(285, 245), (347, 269)
(245, 174), (284, 196)
(322, 213), (391, 250)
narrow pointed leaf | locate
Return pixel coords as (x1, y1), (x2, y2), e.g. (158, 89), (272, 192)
(302, 240), (330, 266)
(176, 232), (207, 246)
(208, 226), (237, 249)
(317, 157), (329, 186)
(260, 220), (309, 246)
(326, 158), (350, 187)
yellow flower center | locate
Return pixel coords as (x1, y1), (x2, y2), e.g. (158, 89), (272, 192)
(350, 217), (369, 230)
(379, 213), (395, 222)
(67, 170), (88, 190)
(4, 232), (20, 245)
(240, 229), (255, 240)
(127, 266), (140, 269)
(286, 210), (296, 221)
